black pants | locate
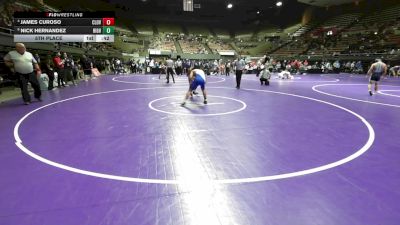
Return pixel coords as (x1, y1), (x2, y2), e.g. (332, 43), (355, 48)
(84, 69), (92, 77)
(166, 68), (175, 83)
(64, 68), (75, 85)
(17, 72), (41, 103)
(226, 68), (230, 76)
(256, 68), (261, 77)
(178, 67), (184, 75)
(56, 68), (65, 87)
(236, 70), (243, 88)
(72, 69), (78, 80)
(260, 78), (269, 85)
(47, 71), (55, 90)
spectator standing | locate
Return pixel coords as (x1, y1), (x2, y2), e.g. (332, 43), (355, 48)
(63, 53), (76, 86)
(4, 43), (42, 105)
(41, 58), (55, 90)
(225, 61), (231, 76)
(175, 57), (183, 76)
(80, 55), (93, 80)
(53, 52), (65, 87)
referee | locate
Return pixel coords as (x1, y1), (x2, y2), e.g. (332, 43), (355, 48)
(165, 56), (175, 83)
(4, 43), (42, 105)
(234, 57), (246, 89)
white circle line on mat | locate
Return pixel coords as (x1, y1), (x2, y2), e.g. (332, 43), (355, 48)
(148, 95), (247, 116)
(14, 87), (374, 184)
(312, 83), (400, 108)
(377, 90), (400, 98)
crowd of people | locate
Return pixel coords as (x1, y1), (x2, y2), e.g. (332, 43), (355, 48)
(110, 56), (400, 79)
(178, 38), (209, 54)
(149, 36), (177, 53)
(0, 43), (118, 101)
(2, 40), (399, 106)
(274, 12), (400, 57)
(130, 58), (234, 76)
(39, 52), (107, 91)
(207, 39), (233, 54)
(147, 34), (237, 54)
(120, 13), (400, 58)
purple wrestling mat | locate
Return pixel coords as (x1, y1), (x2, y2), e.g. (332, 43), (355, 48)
(0, 73), (399, 225)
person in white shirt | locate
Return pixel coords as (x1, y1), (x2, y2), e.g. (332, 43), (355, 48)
(4, 43), (42, 105)
(175, 57), (183, 75)
(149, 58), (155, 74)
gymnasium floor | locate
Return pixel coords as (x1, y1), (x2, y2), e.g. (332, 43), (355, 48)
(0, 73), (399, 225)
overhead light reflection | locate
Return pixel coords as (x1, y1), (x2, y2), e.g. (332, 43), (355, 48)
(170, 121), (239, 224)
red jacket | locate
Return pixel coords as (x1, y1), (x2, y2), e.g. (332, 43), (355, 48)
(53, 56), (64, 69)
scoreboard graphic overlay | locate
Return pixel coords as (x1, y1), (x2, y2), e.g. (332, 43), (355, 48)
(13, 12), (115, 42)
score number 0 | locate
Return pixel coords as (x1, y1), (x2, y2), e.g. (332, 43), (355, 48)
(102, 18), (115, 26)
